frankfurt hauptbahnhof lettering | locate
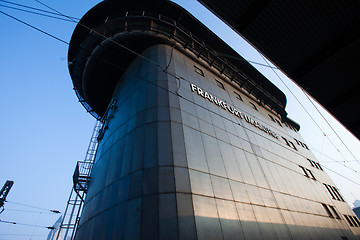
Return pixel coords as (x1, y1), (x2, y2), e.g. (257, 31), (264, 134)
(190, 83), (279, 139)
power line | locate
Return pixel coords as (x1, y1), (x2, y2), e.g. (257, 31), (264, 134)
(0, 0), (79, 20)
(320, 160), (359, 163)
(257, 52), (360, 173)
(0, 219), (55, 229)
(216, 52), (278, 69)
(302, 89), (360, 167)
(5, 209), (57, 215)
(35, 0), (163, 69)
(0, 234), (47, 236)
(6, 201), (60, 213)
(0, 10), (69, 45)
(0, 4), (75, 22)
(322, 165), (360, 186)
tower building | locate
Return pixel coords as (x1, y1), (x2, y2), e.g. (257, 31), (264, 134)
(67, 0), (360, 239)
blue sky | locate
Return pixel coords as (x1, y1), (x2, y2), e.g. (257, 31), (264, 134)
(0, 0), (359, 239)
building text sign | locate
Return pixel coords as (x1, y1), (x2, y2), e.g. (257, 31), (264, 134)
(190, 83), (278, 139)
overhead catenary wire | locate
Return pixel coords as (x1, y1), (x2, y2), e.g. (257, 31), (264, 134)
(1, 1), (358, 187)
(0, 233), (47, 236)
(0, 219), (55, 230)
(257, 52), (360, 173)
(6, 201), (60, 214)
(34, 0), (165, 70)
(302, 89), (360, 167)
(0, 0), (79, 20)
(0, 4), (76, 22)
(0, 0), (280, 70)
(35, 0), (281, 72)
(0, 4), (75, 22)
(0, 10), (68, 45)
(216, 52), (278, 69)
(5, 209), (58, 215)
(320, 160), (359, 163)
(322, 165), (360, 186)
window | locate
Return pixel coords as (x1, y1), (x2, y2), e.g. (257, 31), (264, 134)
(234, 91), (243, 101)
(283, 122), (298, 132)
(269, 115), (284, 127)
(345, 215), (354, 227)
(343, 215), (360, 227)
(322, 204), (340, 220)
(332, 187), (345, 201)
(299, 166), (316, 180)
(315, 162), (323, 170)
(294, 138), (309, 150)
(323, 183), (337, 200)
(353, 216), (360, 227)
(194, 65), (204, 76)
(282, 137), (297, 150)
(322, 204), (334, 218)
(328, 205), (341, 219)
(354, 216), (360, 226)
(282, 137), (290, 147)
(323, 183), (345, 202)
(307, 158), (315, 167)
(344, 214), (360, 227)
(307, 170), (316, 180)
(215, 80), (225, 89)
(249, 102), (257, 111)
(289, 141), (297, 150)
(349, 216), (359, 227)
(307, 158), (323, 171)
(268, 114), (276, 122)
(276, 119), (283, 127)
(299, 166), (309, 178)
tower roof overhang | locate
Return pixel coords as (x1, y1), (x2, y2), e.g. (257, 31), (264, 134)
(68, 0), (289, 126)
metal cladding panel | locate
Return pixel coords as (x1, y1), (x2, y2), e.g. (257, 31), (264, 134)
(74, 44), (360, 239)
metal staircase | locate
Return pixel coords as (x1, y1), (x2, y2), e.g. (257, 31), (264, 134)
(56, 120), (102, 240)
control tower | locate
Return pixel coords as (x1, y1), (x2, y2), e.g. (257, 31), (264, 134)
(68, 0), (360, 239)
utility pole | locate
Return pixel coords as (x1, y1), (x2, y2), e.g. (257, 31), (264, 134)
(0, 180), (14, 213)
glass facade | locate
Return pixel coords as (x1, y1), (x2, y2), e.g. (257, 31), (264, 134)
(74, 44), (360, 240)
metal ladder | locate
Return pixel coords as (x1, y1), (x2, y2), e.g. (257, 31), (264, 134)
(56, 120), (102, 240)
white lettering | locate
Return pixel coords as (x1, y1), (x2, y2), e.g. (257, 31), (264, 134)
(191, 84), (197, 92)
(190, 83), (278, 139)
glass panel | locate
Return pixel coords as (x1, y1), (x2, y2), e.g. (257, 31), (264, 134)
(193, 195), (223, 240)
(141, 195), (159, 239)
(174, 167), (191, 193)
(202, 134), (227, 178)
(159, 193), (179, 240)
(211, 175), (233, 200)
(235, 202), (263, 240)
(183, 126), (208, 172)
(189, 169), (214, 197)
(158, 166), (175, 193)
(176, 193), (197, 240)
(124, 198), (142, 240)
(216, 199), (245, 240)
(158, 122), (172, 166)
